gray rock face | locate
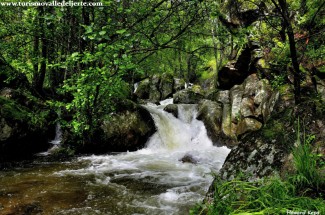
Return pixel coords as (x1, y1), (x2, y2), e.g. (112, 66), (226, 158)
(160, 73), (174, 100)
(198, 74), (279, 147)
(173, 88), (204, 104)
(149, 75), (161, 103)
(219, 137), (287, 181)
(218, 83), (325, 181)
(135, 74), (180, 103)
(197, 100), (223, 145)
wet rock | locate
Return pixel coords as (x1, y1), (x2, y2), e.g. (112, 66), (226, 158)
(198, 74), (279, 147)
(135, 74), (176, 103)
(221, 103), (237, 145)
(197, 100), (223, 145)
(134, 78), (150, 100)
(0, 92), (55, 162)
(149, 75), (161, 103)
(173, 78), (186, 92)
(316, 79), (325, 101)
(93, 105), (156, 153)
(219, 89), (325, 181)
(230, 84), (244, 123)
(160, 73), (174, 100)
(164, 104), (178, 118)
(173, 88), (204, 104)
(215, 90), (230, 104)
(236, 117), (262, 136)
(180, 153), (198, 164)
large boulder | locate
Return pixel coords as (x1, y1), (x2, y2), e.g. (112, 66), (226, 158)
(160, 73), (174, 100)
(149, 75), (162, 103)
(135, 73), (179, 103)
(198, 74), (279, 147)
(83, 105), (156, 153)
(173, 88), (204, 104)
(219, 83), (325, 181)
(197, 100), (223, 146)
(134, 78), (150, 99)
(0, 90), (55, 162)
(164, 104), (178, 118)
(173, 78), (186, 92)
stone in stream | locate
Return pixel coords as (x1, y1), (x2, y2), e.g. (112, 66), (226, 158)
(179, 153), (198, 164)
(163, 104), (178, 118)
(95, 105), (156, 153)
(173, 88), (204, 104)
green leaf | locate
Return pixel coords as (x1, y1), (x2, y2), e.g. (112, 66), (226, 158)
(99, 30), (106, 36)
(116, 29), (126, 34)
(71, 52), (79, 58)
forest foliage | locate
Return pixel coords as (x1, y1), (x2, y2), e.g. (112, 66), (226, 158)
(0, 0), (324, 140)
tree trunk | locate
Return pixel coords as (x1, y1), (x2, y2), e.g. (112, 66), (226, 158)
(33, 7), (47, 94)
(275, 0), (301, 104)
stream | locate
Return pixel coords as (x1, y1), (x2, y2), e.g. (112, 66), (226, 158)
(0, 101), (230, 215)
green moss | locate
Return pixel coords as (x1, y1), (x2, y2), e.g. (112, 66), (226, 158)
(0, 96), (30, 122)
(0, 96), (50, 128)
(200, 70), (215, 81)
(262, 120), (285, 139)
(258, 59), (269, 69)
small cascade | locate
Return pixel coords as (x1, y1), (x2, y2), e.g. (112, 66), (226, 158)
(144, 103), (212, 150)
(133, 82), (139, 93)
(38, 122), (62, 156)
(50, 122), (62, 145)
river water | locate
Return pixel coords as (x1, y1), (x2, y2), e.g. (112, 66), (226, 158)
(0, 101), (230, 215)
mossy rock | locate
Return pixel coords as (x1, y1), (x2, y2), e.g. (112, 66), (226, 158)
(0, 96), (30, 123)
(0, 92), (56, 162)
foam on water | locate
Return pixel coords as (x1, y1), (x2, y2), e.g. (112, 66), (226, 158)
(55, 102), (230, 214)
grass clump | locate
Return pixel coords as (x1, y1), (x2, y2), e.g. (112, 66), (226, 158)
(191, 176), (325, 215)
(191, 119), (325, 215)
(289, 120), (324, 196)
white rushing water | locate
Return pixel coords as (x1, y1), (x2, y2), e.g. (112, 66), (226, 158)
(55, 101), (230, 214)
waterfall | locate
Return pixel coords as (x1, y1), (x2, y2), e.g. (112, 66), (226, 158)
(134, 82), (139, 93)
(144, 103), (212, 150)
(38, 122), (62, 156)
(50, 122), (62, 145)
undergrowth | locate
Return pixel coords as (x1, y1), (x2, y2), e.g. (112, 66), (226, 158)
(191, 119), (325, 215)
(190, 176), (325, 215)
